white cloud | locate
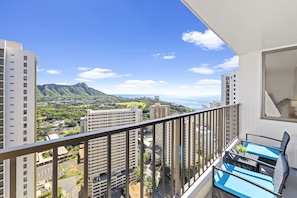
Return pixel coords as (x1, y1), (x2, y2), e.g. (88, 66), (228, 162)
(196, 79), (221, 85)
(75, 78), (93, 82)
(178, 79), (221, 96)
(153, 52), (176, 59)
(215, 56), (239, 70)
(182, 29), (224, 50)
(78, 68), (117, 79)
(153, 53), (161, 57)
(46, 69), (62, 75)
(78, 67), (91, 71)
(117, 80), (166, 88)
(188, 66), (215, 74)
(163, 55), (175, 59)
(37, 66), (44, 72)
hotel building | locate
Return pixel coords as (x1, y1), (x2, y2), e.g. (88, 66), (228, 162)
(0, 40), (36, 198)
(80, 105), (142, 197)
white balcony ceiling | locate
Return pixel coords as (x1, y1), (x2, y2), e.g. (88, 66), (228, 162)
(182, 0), (297, 55)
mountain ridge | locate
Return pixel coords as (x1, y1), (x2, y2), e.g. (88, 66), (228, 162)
(37, 82), (110, 98)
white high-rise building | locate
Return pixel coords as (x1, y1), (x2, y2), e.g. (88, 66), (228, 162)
(0, 40), (36, 198)
(221, 70), (238, 143)
(81, 105), (142, 197)
(221, 70), (238, 105)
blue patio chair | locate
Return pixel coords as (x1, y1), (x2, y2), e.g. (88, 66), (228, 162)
(213, 154), (289, 198)
(242, 131), (290, 163)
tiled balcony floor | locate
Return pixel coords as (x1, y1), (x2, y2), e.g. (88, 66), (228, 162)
(204, 167), (297, 198)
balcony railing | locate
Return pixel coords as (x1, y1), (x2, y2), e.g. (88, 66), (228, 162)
(0, 104), (239, 198)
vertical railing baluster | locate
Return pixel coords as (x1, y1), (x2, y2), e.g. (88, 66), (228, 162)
(206, 111), (209, 167)
(107, 134), (111, 198)
(198, 113), (201, 176)
(202, 113), (205, 171)
(125, 130), (129, 198)
(10, 157), (16, 198)
(170, 120), (174, 197)
(187, 115), (191, 188)
(162, 122), (166, 197)
(152, 124), (156, 198)
(52, 147), (58, 198)
(84, 140), (89, 197)
(236, 104), (239, 137)
(181, 117), (184, 194)
(210, 110), (215, 162)
(218, 108), (223, 155)
(140, 128), (144, 198)
(174, 119), (181, 197)
(193, 115), (197, 181)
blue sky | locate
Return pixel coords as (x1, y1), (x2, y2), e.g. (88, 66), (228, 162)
(0, 0), (237, 97)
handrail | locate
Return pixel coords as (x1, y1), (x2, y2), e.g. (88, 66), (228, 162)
(0, 104), (238, 161)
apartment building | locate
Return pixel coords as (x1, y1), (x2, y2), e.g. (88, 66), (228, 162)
(80, 105), (142, 197)
(0, 40), (36, 198)
(221, 71), (238, 144)
(149, 103), (173, 166)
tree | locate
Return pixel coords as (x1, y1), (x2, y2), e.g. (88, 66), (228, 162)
(134, 167), (141, 182)
(144, 176), (153, 196)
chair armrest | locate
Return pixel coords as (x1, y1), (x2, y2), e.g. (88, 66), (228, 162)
(246, 133), (281, 142)
(213, 166), (281, 197)
(226, 150), (276, 169)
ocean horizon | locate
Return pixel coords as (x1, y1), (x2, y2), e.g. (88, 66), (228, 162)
(114, 94), (221, 111)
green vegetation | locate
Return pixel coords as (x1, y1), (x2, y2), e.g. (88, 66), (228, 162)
(42, 151), (52, 158)
(116, 101), (146, 109)
(59, 168), (82, 180)
(38, 187), (64, 198)
(236, 144), (247, 153)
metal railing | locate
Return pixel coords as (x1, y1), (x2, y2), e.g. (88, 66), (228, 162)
(0, 104), (239, 198)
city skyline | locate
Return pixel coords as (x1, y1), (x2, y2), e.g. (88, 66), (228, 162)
(0, 0), (237, 97)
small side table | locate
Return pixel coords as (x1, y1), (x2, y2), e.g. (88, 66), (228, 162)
(224, 149), (259, 172)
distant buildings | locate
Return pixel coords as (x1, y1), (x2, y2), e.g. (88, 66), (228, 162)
(0, 40), (36, 198)
(80, 105), (142, 197)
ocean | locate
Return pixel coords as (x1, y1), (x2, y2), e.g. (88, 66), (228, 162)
(114, 94), (221, 111)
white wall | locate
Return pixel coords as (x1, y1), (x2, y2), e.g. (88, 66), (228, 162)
(238, 51), (297, 166)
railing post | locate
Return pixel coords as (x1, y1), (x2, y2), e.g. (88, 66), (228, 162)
(10, 157), (16, 198)
(174, 119), (181, 196)
(125, 131), (130, 198)
(162, 122), (166, 198)
(84, 140), (89, 197)
(218, 108), (223, 155)
(107, 134), (111, 198)
(52, 147), (58, 198)
(152, 124), (156, 198)
(140, 128), (144, 198)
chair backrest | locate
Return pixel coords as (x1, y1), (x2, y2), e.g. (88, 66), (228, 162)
(280, 131), (290, 155)
(273, 154), (289, 194)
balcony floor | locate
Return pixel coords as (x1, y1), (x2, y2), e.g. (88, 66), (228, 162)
(205, 167), (297, 198)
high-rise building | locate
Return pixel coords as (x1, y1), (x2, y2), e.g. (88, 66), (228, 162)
(0, 40), (36, 198)
(80, 105), (142, 197)
(221, 71), (238, 105)
(221, 71), (238, 144)
(149, 103), (172, 166)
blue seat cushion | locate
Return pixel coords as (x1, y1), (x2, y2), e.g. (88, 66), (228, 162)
(243, 142), (280, 161)
(214, 163), (275, 198)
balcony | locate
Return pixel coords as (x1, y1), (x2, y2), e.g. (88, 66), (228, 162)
(1, 103), (297, 198)
(0, 104), (240, 198)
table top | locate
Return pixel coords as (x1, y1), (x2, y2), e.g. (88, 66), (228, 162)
(226, 149), (259, 167)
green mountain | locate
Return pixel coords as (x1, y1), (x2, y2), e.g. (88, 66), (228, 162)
(37, 83), (112, 98)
